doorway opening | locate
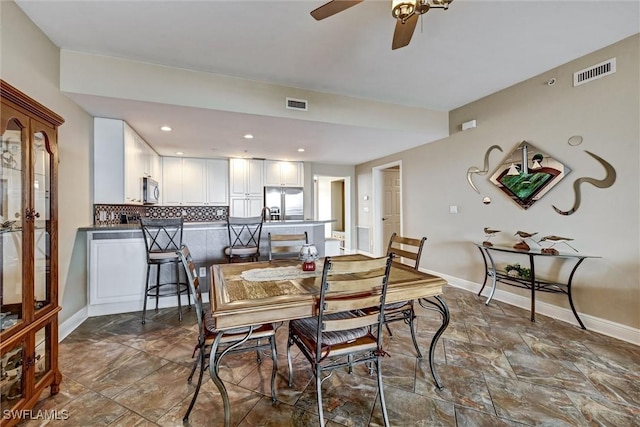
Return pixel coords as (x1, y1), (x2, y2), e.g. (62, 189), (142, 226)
(314, 175), (351, 253)
(373, 161), (402, 256)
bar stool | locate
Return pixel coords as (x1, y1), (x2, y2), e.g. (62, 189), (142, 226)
(140, 217), (190, 324)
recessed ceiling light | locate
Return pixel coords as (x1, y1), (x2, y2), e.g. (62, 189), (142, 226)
(297, 148), (305, 152)
(160, 126), (172, 132)
(243, 134), (254, 139)
(175, 151), (184, 155)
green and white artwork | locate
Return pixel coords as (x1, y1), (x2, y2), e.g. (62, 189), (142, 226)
(490, 141), (571, 210)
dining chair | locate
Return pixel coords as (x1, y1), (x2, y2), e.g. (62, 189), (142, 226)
(286, 255), (394, 427)
(374, 232), (427, 357)
(178, 245), (278, 425)
(224, 215), (264, 262)
(140, 217), (190, 324)
(267, 232), (308, 261)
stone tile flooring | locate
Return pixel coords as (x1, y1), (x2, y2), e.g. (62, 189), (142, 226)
(22, 286), (640, 426)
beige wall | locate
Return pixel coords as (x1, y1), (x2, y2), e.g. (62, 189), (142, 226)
(1, 1), (93, 322)
(356, 35), (640, 331)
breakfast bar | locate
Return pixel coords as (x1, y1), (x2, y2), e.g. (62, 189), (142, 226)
(81, 220), (331, 316)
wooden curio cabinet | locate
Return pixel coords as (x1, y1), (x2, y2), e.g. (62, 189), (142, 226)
(0, 80), (63, 426)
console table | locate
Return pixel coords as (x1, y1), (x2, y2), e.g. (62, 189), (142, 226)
(474, 242), (599, 329)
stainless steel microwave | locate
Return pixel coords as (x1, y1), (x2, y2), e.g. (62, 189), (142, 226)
(142, 177), (160, 204)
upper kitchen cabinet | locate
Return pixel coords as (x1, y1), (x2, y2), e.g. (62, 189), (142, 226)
(264, 160), (303, 187)
(206, 159), (229, 205)
(94, 118), (160, 204)
(230, 158), (263, 197)
(229, 158), (263, 216)
(162, 157), (228, 206)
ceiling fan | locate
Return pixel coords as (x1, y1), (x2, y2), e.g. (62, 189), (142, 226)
(311, 0), (453, 50)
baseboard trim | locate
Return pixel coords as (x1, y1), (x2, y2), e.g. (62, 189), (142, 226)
(87, 294), (198, 317)
(421, 268), (640, 346)
(59, 306), (88, 342)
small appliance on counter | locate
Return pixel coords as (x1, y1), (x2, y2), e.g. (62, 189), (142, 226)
(142, 177), (160, 204)
(264, 186), (303, 221)
(120, 214), (141, 224)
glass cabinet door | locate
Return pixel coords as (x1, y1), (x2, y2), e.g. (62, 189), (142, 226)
(34, 322), (51, 384)
(1, 115), (25, 333)
(0, 340), (24, 405)
(32, 130), (52, 313)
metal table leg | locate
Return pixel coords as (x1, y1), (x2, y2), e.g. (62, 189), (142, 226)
(209, 326), (255, 427)
(567, 258), (587, 329)
(418, 295), (450, 389)
(529, 254), (536, 322)
(483, 249), (498, 305)
(476, 246), (490, 296)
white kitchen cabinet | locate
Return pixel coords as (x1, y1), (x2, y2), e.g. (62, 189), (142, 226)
(87, 235), (189, 316)
(124, 124), (140, 204)
(230, 196), (263, 217)
(182, 158), (206, 205)
(229, 158), (263, 216)
(94, 118), (159, 204)
(230, 158), (263, 196)
(162, 157), (184, 205)
(89, 238), (147, 308)
(162, 157), (228, 205)
(264, 160), (303, 187)
(207, 159), (229, 205)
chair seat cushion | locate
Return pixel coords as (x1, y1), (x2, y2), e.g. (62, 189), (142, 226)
(148, 251), (180, 261)
(203, 313), (275, 342)
(290, 312), (369, 346)
(224, 246), (259, 256)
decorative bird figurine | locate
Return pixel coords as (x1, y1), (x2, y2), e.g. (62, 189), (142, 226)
(539, 235), (577, 252)
(539, 235), (573, 242)
(514, 231), (538, 238)
(483, 227), (500, 247)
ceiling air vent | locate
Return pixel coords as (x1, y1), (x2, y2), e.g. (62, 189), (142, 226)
(286, 97), (308, 111)
(573, 58), (616, 87)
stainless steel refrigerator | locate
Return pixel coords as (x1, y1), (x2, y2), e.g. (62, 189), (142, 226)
(264, 187), (304, 221)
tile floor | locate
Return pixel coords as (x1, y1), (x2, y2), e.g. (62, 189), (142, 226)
(22, 286), (640, 426)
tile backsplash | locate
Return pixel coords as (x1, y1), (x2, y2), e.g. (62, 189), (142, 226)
(94, 204), (228, 225)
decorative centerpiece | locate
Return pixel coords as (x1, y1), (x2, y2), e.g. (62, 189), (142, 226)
(505, 263), (531, 279)
(299, 244), (319, 271)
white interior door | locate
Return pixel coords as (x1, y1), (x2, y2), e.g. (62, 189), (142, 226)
(382, 169), (401, 248)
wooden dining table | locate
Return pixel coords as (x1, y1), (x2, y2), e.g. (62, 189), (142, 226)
(208, 253), (449, 423)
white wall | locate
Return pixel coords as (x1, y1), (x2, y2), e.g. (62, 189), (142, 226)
(1, 1), (93, 323)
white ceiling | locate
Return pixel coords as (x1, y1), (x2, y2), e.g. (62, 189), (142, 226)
(16, 0), (640, 164)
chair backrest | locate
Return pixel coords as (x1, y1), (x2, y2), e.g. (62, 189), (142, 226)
(140, 217), (184, 257)
(267, 232), (308, 261)
(177, 246), (205, 337)
(386, 232), (426, 270)
(226, 215), (264, 258)
(315, 255), (394, 358)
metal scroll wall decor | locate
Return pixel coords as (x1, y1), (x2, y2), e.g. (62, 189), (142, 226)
(489, 141), (571, 210)
(551, 151), (616, 216)
(467, 145), (503, 194)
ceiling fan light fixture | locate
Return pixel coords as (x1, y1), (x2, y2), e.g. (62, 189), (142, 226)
(392, 0), (417, 21)
(431, 0), (453, 10)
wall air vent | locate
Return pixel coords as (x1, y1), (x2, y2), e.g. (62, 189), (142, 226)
(286, 97), (308, 111)
(573, 58), (616, 87)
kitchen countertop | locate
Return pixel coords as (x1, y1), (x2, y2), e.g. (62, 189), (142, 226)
(79, 219), (333, 232)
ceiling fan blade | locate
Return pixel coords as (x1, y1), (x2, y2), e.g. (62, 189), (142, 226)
(311, 0), (363, 21)
(391, 13), (419, 50)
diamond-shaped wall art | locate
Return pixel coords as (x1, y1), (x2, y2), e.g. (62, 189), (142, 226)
(490, 141), (571, 210)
